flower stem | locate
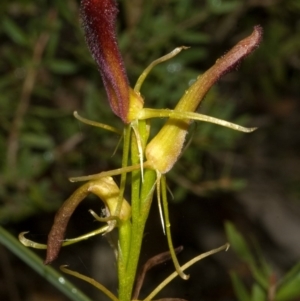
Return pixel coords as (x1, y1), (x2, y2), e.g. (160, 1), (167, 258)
(118, 120), (156, 300)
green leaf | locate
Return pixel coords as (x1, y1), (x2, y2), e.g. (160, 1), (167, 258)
(180, 32), (211, 44)
(276, 263), (300, 301)
(225, 221), (256, 265)
(208, 0), (241, 14)
(230, 271), (251, 301)
(0, 226), (92, 301)
(45, 29), (61, 59)
(20, 133), (54, 149)
(278, 262), (300, 289)
(225, 221), (268, 289)
(2, 17), (28, 46)
(251, 237), (272, 280)
(46, 59), (78, 74)
(251, 284), (266, 301)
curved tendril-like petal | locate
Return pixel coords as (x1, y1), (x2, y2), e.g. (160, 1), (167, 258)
(74, 111), (122, 135)
(60, 265), (119, 301)
(19, 232), (47, 249)
(131, 120), (145, 181)
(69, 163), (147, 183)
(45, 177), (130, 264)
(160, 175), (189, 280)
(138, 108), (257, 132)
(19, 225), (110, 249)
(132, 246), (184, 300)
(81, 0), (130, 123)
(145, 26), (262, 174)
(134, 46), (189, 93)
(62, 225), (110, 243)
(144, 243), (230, 301)
(155, 172), (165, 234)
(89, 209), (120, 223)
(89, 209), (119, 233)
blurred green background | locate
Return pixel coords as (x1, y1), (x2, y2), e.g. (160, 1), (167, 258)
(0, 0), (300, 300)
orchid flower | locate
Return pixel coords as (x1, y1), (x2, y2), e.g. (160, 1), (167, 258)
(19, 0), (262, 300)
(74, 0), (262, 281)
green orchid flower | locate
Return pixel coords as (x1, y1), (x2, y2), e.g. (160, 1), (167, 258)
(19, 0), (262, 300)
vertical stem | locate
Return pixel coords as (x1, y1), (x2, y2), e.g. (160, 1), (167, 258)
(116, 125), (131, 217)
(117, 125), (132, 299)
(118, 119), (155, 301)
(120, 169), (156, 301)
(118, 219), (132, 294)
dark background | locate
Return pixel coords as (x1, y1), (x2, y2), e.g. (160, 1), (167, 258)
(0, 0), (300, 300)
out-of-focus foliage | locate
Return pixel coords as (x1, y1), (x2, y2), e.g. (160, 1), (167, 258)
(0, 1), (299, 300)
(0, 0), (119, 223)
(0, 226), (92, 301)
(226, 221), (300, 301)
(1, 0), (299, 220)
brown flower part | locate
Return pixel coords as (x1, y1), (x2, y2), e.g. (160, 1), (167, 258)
(81, 0), (130, 123)
(175, 25), (263, 113)
(145, 25), (263, 174)
(44, 187), (88, 264)
(44, 177), (131, 264)
(132, 246), (183, 299)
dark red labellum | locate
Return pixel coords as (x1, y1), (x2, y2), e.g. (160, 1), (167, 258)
(81, 0), (130, 123)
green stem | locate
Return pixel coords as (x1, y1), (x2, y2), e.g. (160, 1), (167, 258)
(118, 125), (132, 296)
(116, 125), (131, 218)
(121, 168), (156, 301)
(118, 119), (156, 301)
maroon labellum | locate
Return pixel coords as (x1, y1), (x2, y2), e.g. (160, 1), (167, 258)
(81, 0), (130, 123)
